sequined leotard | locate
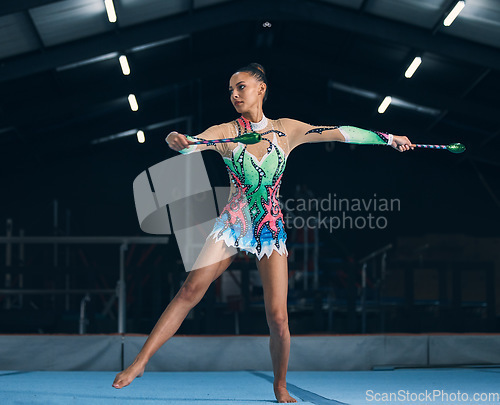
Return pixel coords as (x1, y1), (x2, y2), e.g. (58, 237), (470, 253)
(182, 115), (289, 260)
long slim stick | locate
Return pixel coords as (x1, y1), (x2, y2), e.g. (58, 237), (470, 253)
(410, 142), (466, 153)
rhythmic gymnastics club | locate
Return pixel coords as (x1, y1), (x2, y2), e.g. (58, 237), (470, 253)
(410, 142), (466, 154)
(190, 132), (262, 145)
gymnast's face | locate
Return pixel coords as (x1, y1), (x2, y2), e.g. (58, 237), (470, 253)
(229, 72), (266, 113)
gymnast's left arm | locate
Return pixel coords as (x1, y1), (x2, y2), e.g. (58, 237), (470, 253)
(282, 118), (414, 153)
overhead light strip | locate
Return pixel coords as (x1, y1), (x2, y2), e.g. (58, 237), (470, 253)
(443, 1), (466, 27)
(405, 57), (422, 79)
(128, 94), (139, 111)
(136, 130), (145, 143)
(378, 96), (392, 114)
(104, 0), (117, 23)
(119, 55), (131, 75)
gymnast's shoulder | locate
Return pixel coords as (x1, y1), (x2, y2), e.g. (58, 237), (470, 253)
(199, 121), (234, 139)
(274, 118), (309, 133)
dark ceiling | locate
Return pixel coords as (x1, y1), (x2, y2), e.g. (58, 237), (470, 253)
(1, 0), (499, 247)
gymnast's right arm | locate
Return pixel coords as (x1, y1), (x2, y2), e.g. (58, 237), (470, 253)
(165, 124), (223, 154)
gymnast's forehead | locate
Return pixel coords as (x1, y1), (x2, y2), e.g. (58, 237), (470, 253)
(229, 71), (254, 87)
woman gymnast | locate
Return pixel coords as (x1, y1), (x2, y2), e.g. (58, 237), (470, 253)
(113, 63), (413, 403)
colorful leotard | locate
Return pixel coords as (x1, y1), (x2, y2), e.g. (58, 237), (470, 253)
(179, 115), (290, 260)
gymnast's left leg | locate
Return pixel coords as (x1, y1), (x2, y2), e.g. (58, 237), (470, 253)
(256, 251), (297, 403)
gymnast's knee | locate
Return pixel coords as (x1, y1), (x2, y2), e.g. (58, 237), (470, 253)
(267, 313), (289, 337)
(176, 281), (206, 305)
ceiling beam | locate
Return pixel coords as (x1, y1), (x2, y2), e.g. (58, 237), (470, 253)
(277, 0), (500, 70)
(1, 0), (499, 84)
(4, 49), (497, 135)
(0, 0), (63, 17)
(359, 0), (371, 13)
(0, 0), (272, 83)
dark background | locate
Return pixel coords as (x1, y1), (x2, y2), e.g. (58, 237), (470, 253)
(1, 0), (499, 335)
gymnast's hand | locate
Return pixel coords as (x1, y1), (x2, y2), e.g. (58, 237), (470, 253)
(390, 135), (414, 152)
(165, 131), (196, 152)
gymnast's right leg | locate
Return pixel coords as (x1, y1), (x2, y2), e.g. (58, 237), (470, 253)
(112, 240), (235, 389)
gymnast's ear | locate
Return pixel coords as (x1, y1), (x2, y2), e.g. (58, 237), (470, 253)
(258, 81), (267, 95)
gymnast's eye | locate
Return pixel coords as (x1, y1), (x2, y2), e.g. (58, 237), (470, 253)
(239, 85), (245, 90)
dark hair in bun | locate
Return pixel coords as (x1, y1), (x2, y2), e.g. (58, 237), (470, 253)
(234, 63), (268, 103)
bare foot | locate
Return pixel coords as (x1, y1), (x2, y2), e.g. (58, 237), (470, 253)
(274, 384), (297, 403)
(112, 363), (145, 389)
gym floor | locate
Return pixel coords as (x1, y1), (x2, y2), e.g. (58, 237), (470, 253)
(1, 367), (499, 404)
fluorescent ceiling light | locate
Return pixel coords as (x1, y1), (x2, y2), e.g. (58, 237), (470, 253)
(119, 55), (130, 75)
(137, 130), (145, 143)
(128, 94), (139, 111)
(378, 96), (392, 114)
(443, 1), (465, 27)
(104, 0), (117, 23)
(405, 57), (422, 79)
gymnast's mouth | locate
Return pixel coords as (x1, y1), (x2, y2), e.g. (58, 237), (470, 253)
(234, 101), (243, 106)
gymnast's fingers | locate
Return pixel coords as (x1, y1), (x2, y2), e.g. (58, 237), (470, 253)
(166, 132), (190, 151)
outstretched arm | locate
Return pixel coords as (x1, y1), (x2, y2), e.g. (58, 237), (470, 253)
(282, 118), (413, 153)
(165, 124), (225, 154)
